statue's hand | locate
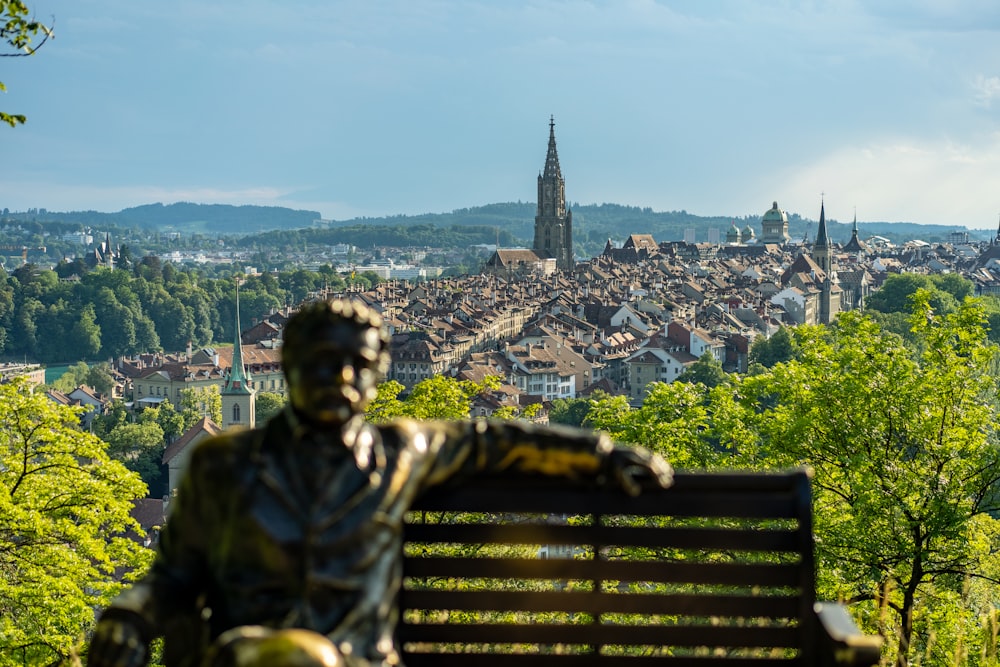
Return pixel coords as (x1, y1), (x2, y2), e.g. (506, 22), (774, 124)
(88, 616), (149, 667)
(605, 446), (673, 496)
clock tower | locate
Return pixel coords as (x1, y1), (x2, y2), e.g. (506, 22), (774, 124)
(533, 117), (574, 271)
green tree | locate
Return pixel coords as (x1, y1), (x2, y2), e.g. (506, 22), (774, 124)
(675, 352), (727, 388)
(92, 287), (138, 358)
(254, 391), (286, 425)
(738, 296), (1000, 666)
(867, 273), (959, 316)
(105, 421), (166, 494)
(143, 288), (194, 352)
(69, 303), (103, 360)
(179, 385), (222, 427)
(586, 296), (1000, 664)
(748, 326), (798, 369)
(366, 376), (501, 423)
(548, 395), (598, 427)
(490, 402), (542, 422)
(586, 381), (720, 469)
(10, 295), (42, 357)
(0, 379), (151, 665)
(91, 400), (131, 440)
(930, 273), (974, 303)
(0, 1), (53, 126)
(137, 400), (185, 444)
(84, 362), (116, 397)
(365, 380), (407, 423)
(50, 360), (90, 393)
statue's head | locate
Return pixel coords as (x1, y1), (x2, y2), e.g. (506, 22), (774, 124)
(282, 299), (390, 426)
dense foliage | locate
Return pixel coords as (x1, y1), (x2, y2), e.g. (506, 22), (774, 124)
(366, 375), (500, 422)
(0, 263), (359, 363)
(588, 294), (1000, 666)
(0, 379), (152, 665)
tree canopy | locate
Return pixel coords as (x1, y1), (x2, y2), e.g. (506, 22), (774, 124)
(366, 375), (502, 423)
(0, 379), (151, 665)
(581, 294), (1000, 666)
(866, 272), (974, 316)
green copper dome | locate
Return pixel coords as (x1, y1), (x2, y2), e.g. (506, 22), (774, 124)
(762, 201), (788, 223)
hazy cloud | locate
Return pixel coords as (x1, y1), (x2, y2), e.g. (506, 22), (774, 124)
(972, 75), (1000, 107)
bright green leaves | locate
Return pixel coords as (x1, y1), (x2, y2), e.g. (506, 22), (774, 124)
(0, 378), (151, 665)
(366, 375), (503, 423)
(737, 302), (1000, 665)
(579, 298), (1000, 665)
(587, 381), (718, 469)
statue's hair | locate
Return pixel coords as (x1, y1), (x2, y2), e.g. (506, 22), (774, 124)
(282, 299), (391, 375)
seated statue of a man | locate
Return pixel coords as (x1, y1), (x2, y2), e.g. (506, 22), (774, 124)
(89, 299), (672, 667)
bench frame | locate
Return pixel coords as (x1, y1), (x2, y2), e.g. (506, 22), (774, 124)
(400, 469), (882, 666)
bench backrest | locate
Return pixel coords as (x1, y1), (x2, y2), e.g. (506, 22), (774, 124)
(399, 469), (818, 666)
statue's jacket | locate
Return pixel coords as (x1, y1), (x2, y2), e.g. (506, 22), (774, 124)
(105, 410), (611, 666)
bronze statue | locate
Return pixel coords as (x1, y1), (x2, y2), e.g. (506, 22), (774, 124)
(89, 299), (672, 667)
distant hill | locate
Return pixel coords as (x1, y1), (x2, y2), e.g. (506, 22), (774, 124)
(18, 202), (322, 234)
(326, 202), (987, 249)
(10, 201), (988, 251)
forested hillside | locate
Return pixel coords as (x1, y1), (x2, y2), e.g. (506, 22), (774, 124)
(0, 262), (364, 363)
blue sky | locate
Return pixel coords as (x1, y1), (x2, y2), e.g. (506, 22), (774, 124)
(2, 0), (1000, 228)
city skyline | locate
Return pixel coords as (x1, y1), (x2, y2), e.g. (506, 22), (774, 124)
(2, 1), (1000, 228)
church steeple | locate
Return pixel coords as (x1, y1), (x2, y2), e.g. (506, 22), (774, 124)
(812, 197), (839, 324)
(533, 116), (574, 271)
(221, 280), (255, 430)
(843, 207), (868, 257)
(225, 284), (251, 394)
(814, 198), (830, 251)
(813, 197), (832, 275)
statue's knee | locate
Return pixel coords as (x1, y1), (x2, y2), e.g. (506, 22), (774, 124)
(203, 627), (343, 667)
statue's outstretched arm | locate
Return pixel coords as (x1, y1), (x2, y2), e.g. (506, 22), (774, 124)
(419, 420), (672, 495)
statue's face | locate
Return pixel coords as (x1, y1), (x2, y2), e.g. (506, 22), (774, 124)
(285, 323), (383, 426)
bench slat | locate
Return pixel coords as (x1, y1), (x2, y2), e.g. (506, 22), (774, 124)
(399, 622), (800, 648)
(412, 489), (802, 520)
(400, 590), (801, 617)
(402, 654), (801, 667)
(406, 525), (801, 552)
(404, 558), (803, 588)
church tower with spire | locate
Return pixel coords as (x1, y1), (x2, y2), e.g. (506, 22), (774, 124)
(533, 116), (574, 271)
(842, 209), (868, 259)
(813, 198), (832, 275)
(812, 198), (840, 324)
(221, 281), (256, 430)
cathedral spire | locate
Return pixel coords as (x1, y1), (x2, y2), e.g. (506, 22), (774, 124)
(543, 115), (562, 180)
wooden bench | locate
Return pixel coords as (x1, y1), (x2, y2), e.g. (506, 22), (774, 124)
(399, 468), (882, 666)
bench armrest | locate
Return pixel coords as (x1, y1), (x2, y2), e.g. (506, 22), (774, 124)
(814, 602), (882, 667)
